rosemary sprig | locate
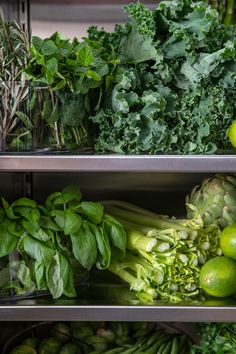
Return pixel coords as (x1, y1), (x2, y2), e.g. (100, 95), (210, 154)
(0, 17), (31, 150)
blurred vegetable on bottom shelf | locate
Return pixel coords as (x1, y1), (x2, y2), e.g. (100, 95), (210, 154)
(191, 323), (236, 353)
(5, 322), (193, 354)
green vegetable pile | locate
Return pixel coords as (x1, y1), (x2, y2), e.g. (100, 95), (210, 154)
(8, 321), (193, 354)
(90, 0), (236, 154)
(0, 185), (126, 299)
(21, 0), (236, 154)
(192, 322), (236, 353)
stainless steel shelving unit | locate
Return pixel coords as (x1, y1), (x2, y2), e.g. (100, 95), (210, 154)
(1, 0), (236, 329)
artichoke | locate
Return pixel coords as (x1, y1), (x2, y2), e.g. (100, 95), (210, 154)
(186, 174), (236, 229)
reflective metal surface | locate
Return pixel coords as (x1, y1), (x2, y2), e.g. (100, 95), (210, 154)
(0, 155), (236, 172)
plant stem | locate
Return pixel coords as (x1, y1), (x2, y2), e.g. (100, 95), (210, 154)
(224, 0), (235, 25)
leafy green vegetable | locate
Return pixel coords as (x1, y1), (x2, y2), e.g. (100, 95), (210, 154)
(25, 30), (119, 150)
(91, 0), (236, 154)
(0, 185), (126, 298)
(192, 323), (236, 353)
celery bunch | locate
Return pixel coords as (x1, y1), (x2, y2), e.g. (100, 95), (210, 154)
(102, 201), (222, 303)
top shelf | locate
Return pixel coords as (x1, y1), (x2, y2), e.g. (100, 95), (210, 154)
(1, 155), (236, 172)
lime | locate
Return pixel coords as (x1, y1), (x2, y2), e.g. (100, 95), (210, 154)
(200, 256), (236, 297)
(220, 223), (236, 260)
(227, 120), (236, 148)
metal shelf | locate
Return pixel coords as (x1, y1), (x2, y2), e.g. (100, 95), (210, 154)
(1, 155), (236, 172)
(0, 302), (236, 322)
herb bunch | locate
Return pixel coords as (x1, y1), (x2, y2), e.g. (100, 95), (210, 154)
(25, 32), (120, 149)
(0, 185), (126, 299)
(0, 16), (31, 150)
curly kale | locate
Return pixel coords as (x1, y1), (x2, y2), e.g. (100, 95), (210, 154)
(91, 0), (236, 154)
(124, 2), (156, 37)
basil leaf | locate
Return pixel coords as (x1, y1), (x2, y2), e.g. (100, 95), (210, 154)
(1, 198), (19, 220)
(22, 219), (40, 235)
(22, 235), (55, 264)
(62, 184), (82, 205)
(90, 224), (111, 269)
(64, 209), (81, 235)
(59, 254), (76, 298)
(17, 261), (35, 290)
(39, 215), (61, 231)
(45, 192), (62, 209)
(34, 261), (47, 290)
(81, 201), (104, 224)
(23, 220), (51, 242)
(46, 253), (63, 299)
(12, 198), (37, 208)
(104, 215), (127, 256)
(70, 221), (97, 270)
(51, 210), (66, 230)
(0, 230), (18, 257)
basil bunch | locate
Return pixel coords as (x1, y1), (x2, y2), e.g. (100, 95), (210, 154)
(0, 185), (126, 299)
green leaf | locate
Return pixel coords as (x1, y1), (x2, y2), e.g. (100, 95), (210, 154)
(45, 192), (62, 209)
(51, 210), (66, 230)
(119, 23), (158, 64)
(62, 185), (82, 205)
(54, 79), (67, 90)
(89, 224), (111, 269)
(1, 198), (19, 220)
(59, 254), (77, 297)
(104, 215), (127, 256)
(86, 70), (101, 81)
(41, 40), (58, 56)
(12, 198), (37, 209)
(46, 253), (63, 299)
(22, 219), (40, 235)
(64, 209), (81, 235)
(22, 235), (55, 264)
(96, 63), (109, 76)
(24, 223), (51, 242)
(39, 215), (61, 231)
(34, 261), (47, 290)
(80, 201), (104, 224)
(17, 261), (35, 290)
(70, 221), (97, 270)
(0, 230), (18, 257)
(77, 44), (94, 66)
(32, 36), (44, 52)
(46, 57), (58, 74)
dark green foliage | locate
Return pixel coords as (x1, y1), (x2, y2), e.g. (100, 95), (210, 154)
(192, 323), (236, 353)
(91, 0), (236, 154)
(0, 186), (126, 299)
